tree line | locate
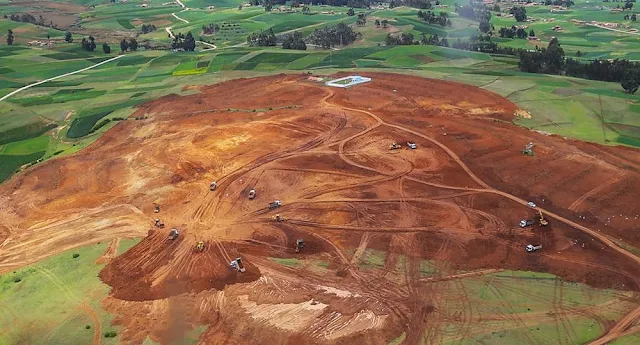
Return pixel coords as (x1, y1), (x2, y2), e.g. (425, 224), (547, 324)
(171, 32), (196, 51)
(201, 23), (220, 35)
(4, 13), (56, 29)
(498, 26), (535, 39)
(309, 22), (359, 49)
(417, 10), (452, 27)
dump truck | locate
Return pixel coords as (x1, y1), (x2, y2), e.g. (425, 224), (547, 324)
(154, 219), (165, 228)
(526, 244), (542, 253)
(519, 219), (535, 228)
(230, 257), (246, 272)
(407, 142), (417, 149)
(196, 241), (205, 251)
(210, 181), (217, 191)
(389, 143), (402, 150)
(537, 210), (548, 226)
(168, 228), (179, 240)
(295, 239), (305, 253)
(269, 200), (282, 209)
(270, 214), (287, 222)
(521, 142), (534, 156)
(248, 189), (256, 200)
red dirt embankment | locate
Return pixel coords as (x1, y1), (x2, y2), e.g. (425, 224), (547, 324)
(1, 72), (640, 345)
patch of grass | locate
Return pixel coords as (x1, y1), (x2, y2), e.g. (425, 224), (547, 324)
(0, 151), (45, 186)
(117, 55), (154, 67)
(268, 257), (302, 268)
(246, 52), (307, 63)
(196, 61), (210, 69)
(360, 249), (385, 269)
(67, 99), (147, 138)
(0, 122), (57, 146)
(0, 136), (50, 155)
(8, 90), (107, 107)
(117, 18), (134, 29)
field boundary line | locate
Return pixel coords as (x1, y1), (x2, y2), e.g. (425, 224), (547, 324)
(0, 55), (124, 102)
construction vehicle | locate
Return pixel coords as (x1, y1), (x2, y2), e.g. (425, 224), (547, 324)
(168, 228), (179, 240)
(230, 257), (246, 272)
(526, 244), (542, 253)
(407, 142), (417, 149)
(295, 239), (305, 253)
(210, 181), (217, 191)
(537, 210), (548, 226)
(521, 142), (534, 156)
(527, 201), (537, 208)
(196, 241), (205, 251)
(389, 142), (402, 150)
(154, 219), (165, 228)
(154, 205), (160, 213)
(519, 219), (535, 228)
(248, 189), (256, 200)
(269, 200), (282, 209)
(270, 214), (287, 222)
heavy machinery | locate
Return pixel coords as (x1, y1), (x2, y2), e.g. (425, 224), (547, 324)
(537, 210), (548, 226)
(230, 257), (246, 272)
(521, 142), (534, 156)
(295, 239), (305, 253)
(407, 142), (417, 149)
(154, 205), (160, 213)
(154, 219), (165, 228)
(168, 228), (179, 240)
(196, 241), (205, 251)
(519, 219), (535, 228)
(270, 214), (287, 222)
(269, 200), (282, 209)
(526, 244), (542, 253)
(210, 181), (217, 191)
(389, 143), (402, 150)
(248, 189), (256, 199)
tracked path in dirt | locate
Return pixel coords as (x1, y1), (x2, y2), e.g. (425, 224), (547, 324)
(317, 89), (640, 344)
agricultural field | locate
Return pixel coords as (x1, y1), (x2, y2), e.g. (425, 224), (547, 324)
(0, 0), (640, 344)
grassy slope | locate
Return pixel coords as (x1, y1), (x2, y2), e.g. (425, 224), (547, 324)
(0, 239), (139, 345)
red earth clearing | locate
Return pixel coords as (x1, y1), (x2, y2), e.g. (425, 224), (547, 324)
(1, 72), (639, 344)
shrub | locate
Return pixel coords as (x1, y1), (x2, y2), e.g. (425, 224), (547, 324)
(13, 277), (21, 283)
(72, 253), (80, 258)
(104, 331), (117, 338)
(85, 325), (91, 329)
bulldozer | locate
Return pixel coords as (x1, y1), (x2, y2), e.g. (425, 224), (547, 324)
(196, 241), (205, 252)
(537, 210), (548, 226)
(521, 142), (535, 156)
(295, 239), (305, 253)
(168, 228), (179, 240)
(389, 142), (402, 150)
(230, 257), (246, 272)
(270, 214), (287, 222)
(154, 218), (165, 228)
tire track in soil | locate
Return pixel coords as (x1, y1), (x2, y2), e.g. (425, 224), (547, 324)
(568, 172), (627, 212)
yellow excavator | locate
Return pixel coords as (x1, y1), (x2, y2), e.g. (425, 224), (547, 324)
(389, 142), (401, 150)
(270, 214), (287, 222)
(538, 210), (548, 226)
(196, 241), (205, 251)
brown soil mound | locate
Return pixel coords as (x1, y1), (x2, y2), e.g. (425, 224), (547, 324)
(1, 72), (640, 344)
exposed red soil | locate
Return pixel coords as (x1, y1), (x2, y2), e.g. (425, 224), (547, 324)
(1, 72), (639, 344)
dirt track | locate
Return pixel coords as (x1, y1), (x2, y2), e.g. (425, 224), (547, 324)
(1, 73), (640, 344)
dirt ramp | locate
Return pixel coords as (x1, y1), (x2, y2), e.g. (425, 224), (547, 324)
(100, 231), (260, 301)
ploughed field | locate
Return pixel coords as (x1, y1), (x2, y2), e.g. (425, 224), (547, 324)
(1, 72), (640, 345)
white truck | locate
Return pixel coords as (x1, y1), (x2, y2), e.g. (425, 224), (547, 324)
(269, 200), (281, 209)
(526, 244), (542, 253)
(210, 181), (217, 191)
(407, 142), (417, 149)
(519, 219), (535, 228)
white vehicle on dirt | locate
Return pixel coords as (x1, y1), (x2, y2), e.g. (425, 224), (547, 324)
(210, 181), (217, 191)
(407, 142), (417, 149)
(527, 201), (537, 208)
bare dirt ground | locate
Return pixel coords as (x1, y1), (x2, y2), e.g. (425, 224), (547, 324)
(1, 72), (640, 344)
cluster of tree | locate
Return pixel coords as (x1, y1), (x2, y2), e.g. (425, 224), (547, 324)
(510, 6), (527, 22)
(80, 36), (97, 51)
(171, 32), (196, 51)
(498, 26), (535, 39)
(6, 29), (14, 45)
(519, 38), (640, 93)
(247, 29), (276, 46)
(374, 19), (389, 28)
(389, 0), (442, 9)
(455, 0), (491, 22)
(254, 0), (371, 8)
(102, 43), (111, 53)
(421, 33), (448, 46)
(356, 13), (367, 26)
(201, 23), (220, 35)
(308, 22), (360, 49)
(385, 32), (415, 45)
(417, 10), (452, 27)
(5, 13), (56, 28)
(623, 14), (637, 21)
(281, 31), (306, 50)
(141, 24), (156, 34)
(119, 38), (139, 52)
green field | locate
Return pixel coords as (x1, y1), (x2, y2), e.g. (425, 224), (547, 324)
(0, 239), (139, 345)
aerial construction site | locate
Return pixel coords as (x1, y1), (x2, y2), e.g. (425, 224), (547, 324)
(1, 72), (640, 344)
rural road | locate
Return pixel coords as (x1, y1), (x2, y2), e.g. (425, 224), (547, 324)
(0, 55), (124, 102)
(165, 1), (217, 50)
(587, 24), (640, 36)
